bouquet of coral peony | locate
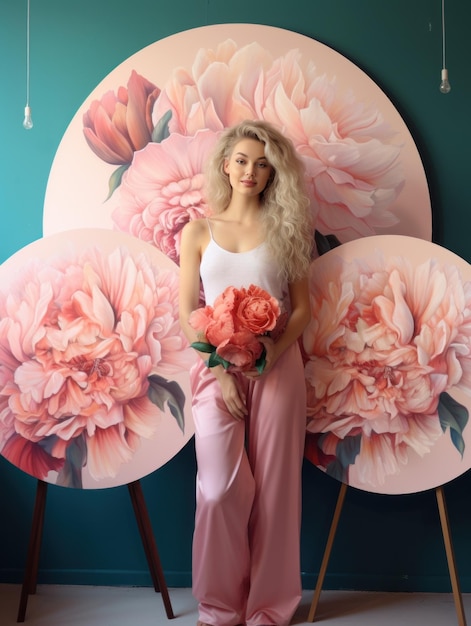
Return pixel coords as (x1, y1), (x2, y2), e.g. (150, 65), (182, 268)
(189, 284), (282, 373)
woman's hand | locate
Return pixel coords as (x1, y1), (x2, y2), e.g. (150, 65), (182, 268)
(244, 336), (279, 379)
(245, 275), (311, 381)
(214, 367), (247, 420)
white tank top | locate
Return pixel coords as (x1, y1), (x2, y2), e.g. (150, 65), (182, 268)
(200, 219), (289, 310)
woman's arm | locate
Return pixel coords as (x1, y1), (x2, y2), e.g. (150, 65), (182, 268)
(179, 219), (248, 420)
(178, 219), (206, 345)
(253, 274), (311, 376)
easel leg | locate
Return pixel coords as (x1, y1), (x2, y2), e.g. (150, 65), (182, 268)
(128, 480), (175, 619)
(307, 481), (348, 622)
(17, 480), (48, 623)
(435, 486), (467, 626)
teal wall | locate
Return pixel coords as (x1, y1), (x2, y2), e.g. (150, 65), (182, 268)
(1, 0), (471, 592)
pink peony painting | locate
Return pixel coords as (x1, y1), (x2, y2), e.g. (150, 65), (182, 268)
(0, 230), (195, 489)
(43, 24), (431, 260)
(304, 235), (471, 494)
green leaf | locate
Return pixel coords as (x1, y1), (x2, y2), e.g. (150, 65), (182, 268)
(325, 458), (348, 483)
(56, 434), (87, 489)
(255, 347), (267, 374)
(147, 374), (186, 433)
(190, 342), (232, 369)
(152, 110), (172, 143)
(191, 341), (215, 354)
(324, 433), (361, 484)
(314, 230), (342, 256)
(207, 351), (231, 369)
(336, 434), (362, 468)
(106, 163), (129, 200)
(438, 391), (469, 457)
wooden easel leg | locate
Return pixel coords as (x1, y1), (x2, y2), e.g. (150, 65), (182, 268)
(17, 480), (48, 623)
(128, 480), (175, 619)
(435, 486), (467, 626)
(307, 481), (348, 622)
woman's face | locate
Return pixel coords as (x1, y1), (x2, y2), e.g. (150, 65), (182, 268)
(223, 138), (273, 197)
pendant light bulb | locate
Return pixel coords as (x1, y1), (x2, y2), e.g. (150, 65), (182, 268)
(23, 0), (33, 129)
(439, 0), (451, 94)
(439, 68), (451, 94)
(23, 105), (33, 129)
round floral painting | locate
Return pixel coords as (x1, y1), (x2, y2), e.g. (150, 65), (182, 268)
(0, 229), (195, 489)
(304, 235), (471, 495)
(43, 23), (431, 254)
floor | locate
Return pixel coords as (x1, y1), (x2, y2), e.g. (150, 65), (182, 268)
(1, 585), (470, 626)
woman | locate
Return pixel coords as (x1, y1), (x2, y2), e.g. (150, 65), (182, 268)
(179, 120), (313, 626)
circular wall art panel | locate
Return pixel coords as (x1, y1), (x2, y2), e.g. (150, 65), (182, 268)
(304, 235), (471, 495)
(43, 23), (432, 263)
(0, 229), (195, 489)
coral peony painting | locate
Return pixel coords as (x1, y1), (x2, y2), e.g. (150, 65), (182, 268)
(43, 24), (431, 259)
(0, 229), (195, 489)
(304, 235), (471, 494)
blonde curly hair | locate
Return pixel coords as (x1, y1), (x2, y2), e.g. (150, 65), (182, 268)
(204, 120), (313, 282)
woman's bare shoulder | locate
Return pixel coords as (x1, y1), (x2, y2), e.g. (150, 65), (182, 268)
(182, 217), (208, 236)
(181, 218), (210, 253)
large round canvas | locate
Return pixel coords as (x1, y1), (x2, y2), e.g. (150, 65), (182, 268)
(304, 235), (471, 494)
(43, 23), (432, 257)
(0, 229), (195, 489)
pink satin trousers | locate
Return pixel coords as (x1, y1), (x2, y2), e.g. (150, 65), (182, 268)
(190, 342), (306, 626)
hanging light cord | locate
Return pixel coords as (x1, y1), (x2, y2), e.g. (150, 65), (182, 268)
(25, 0), (30, 107)
(439, 0), (451, 93)
(23, 0), (33, 128)
(441, 0), (447, 70)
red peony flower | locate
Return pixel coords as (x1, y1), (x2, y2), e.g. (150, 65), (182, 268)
(216, 331), (264, 370)
(234, 284), (280, 334)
